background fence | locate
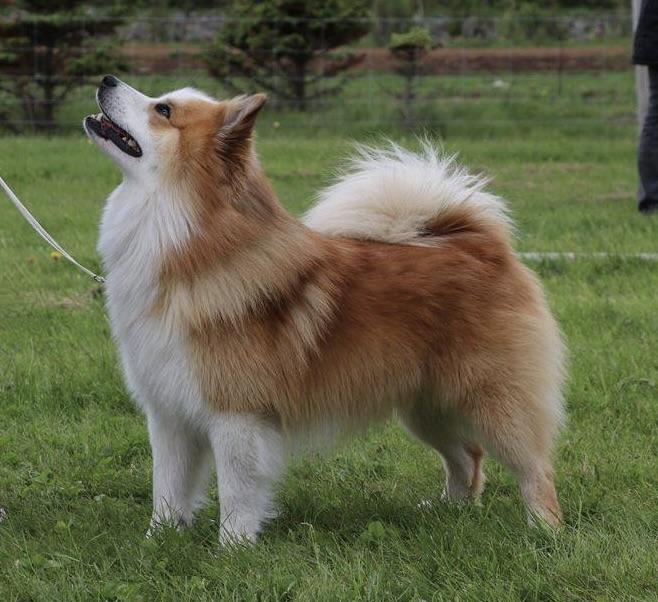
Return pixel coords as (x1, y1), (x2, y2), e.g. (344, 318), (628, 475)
(0, 11), (636, 135)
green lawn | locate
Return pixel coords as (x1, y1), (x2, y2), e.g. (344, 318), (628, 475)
(0, 72), (657, 600)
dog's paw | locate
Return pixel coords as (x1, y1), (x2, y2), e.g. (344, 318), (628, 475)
(219, 527), (259, 548)
(441, 486), (470, 505)
(527, 507), (563, 531)
(146, 514), (189, 538)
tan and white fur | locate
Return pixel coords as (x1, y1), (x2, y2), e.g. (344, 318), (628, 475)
(84, 76), (566, 544)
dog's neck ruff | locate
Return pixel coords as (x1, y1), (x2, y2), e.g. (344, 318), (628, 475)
(0, 174), (105, 283)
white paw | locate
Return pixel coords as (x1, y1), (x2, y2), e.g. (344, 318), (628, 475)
(146, 513), (189, 538)
(441, 488), (468, 505)
(219, 526), (259, 547)
(218, 511), (267, 547)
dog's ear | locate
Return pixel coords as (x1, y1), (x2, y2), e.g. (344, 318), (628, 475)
(219, 93), (267, 149)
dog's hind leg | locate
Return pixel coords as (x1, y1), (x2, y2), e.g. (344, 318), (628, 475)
(482, 425), (562, 528)
(400, 405), (485, 503)
(146, 409), (212, 535)
(209, 413), (285, 545)
(464, 391), (563, 529)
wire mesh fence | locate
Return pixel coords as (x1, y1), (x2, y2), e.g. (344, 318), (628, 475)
(0, 13), (635, 133)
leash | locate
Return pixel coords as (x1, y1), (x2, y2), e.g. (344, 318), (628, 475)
(0, 175), (105, 283)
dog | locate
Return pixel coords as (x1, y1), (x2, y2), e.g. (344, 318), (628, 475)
(84, 75), (566, 544)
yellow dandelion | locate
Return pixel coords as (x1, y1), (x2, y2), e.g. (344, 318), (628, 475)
(50, 251), (62, 261)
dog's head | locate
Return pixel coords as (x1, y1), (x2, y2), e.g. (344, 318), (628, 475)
(84, 75), (266, 182)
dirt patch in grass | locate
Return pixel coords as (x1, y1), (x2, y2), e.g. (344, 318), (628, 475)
(123, 45), (630, 75)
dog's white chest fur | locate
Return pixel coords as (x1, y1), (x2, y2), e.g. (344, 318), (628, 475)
(98, 181), (207, 424)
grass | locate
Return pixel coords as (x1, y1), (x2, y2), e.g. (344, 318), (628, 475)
(0, 71), (657, 601)
(2, 69), (636, 135)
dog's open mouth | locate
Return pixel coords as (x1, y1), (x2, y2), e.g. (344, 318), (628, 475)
(85, 113), (142, 158)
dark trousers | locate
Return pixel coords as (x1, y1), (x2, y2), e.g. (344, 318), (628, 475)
(638, 66), (658, 211)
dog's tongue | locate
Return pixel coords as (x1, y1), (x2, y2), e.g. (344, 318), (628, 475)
(101, 115), (121, 135)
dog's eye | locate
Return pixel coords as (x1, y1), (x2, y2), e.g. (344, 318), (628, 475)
(155, 103), (171, 119)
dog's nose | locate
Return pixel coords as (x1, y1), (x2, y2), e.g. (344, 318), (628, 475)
(101, 75), (119, 88)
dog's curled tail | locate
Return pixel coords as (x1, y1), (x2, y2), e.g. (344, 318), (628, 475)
(304, 141), (513, 245)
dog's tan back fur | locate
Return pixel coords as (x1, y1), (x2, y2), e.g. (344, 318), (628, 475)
(154, 106), (556, 412)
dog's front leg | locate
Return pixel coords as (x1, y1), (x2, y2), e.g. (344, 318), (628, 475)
(209, 413), (284, 545)
(146, 409), (210, 535)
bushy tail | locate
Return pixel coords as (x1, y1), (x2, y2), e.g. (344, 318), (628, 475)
(304, 141), (513, 245)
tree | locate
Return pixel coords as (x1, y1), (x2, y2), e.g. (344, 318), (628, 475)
(371, 0), (418, 45)
(389, 27), (433, 129)
(205, 0), (370, 111)
(0, 0), (125, 132)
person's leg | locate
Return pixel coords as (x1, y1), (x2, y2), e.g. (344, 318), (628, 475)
(638, 66), (658, 213)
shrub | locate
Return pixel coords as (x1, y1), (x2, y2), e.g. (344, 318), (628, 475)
(0, 0), (125, 132)
(389, 27), (434, 129)
(205, 0), (370, 111)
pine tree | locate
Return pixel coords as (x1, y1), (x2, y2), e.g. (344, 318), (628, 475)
(205, 0), (370, 111)
(389, 27), (433, 129)
(0, 0), (125, 131)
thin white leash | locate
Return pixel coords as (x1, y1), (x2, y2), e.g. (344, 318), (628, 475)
(519, 251), (658, 261)
(0, 175), (105, 283)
